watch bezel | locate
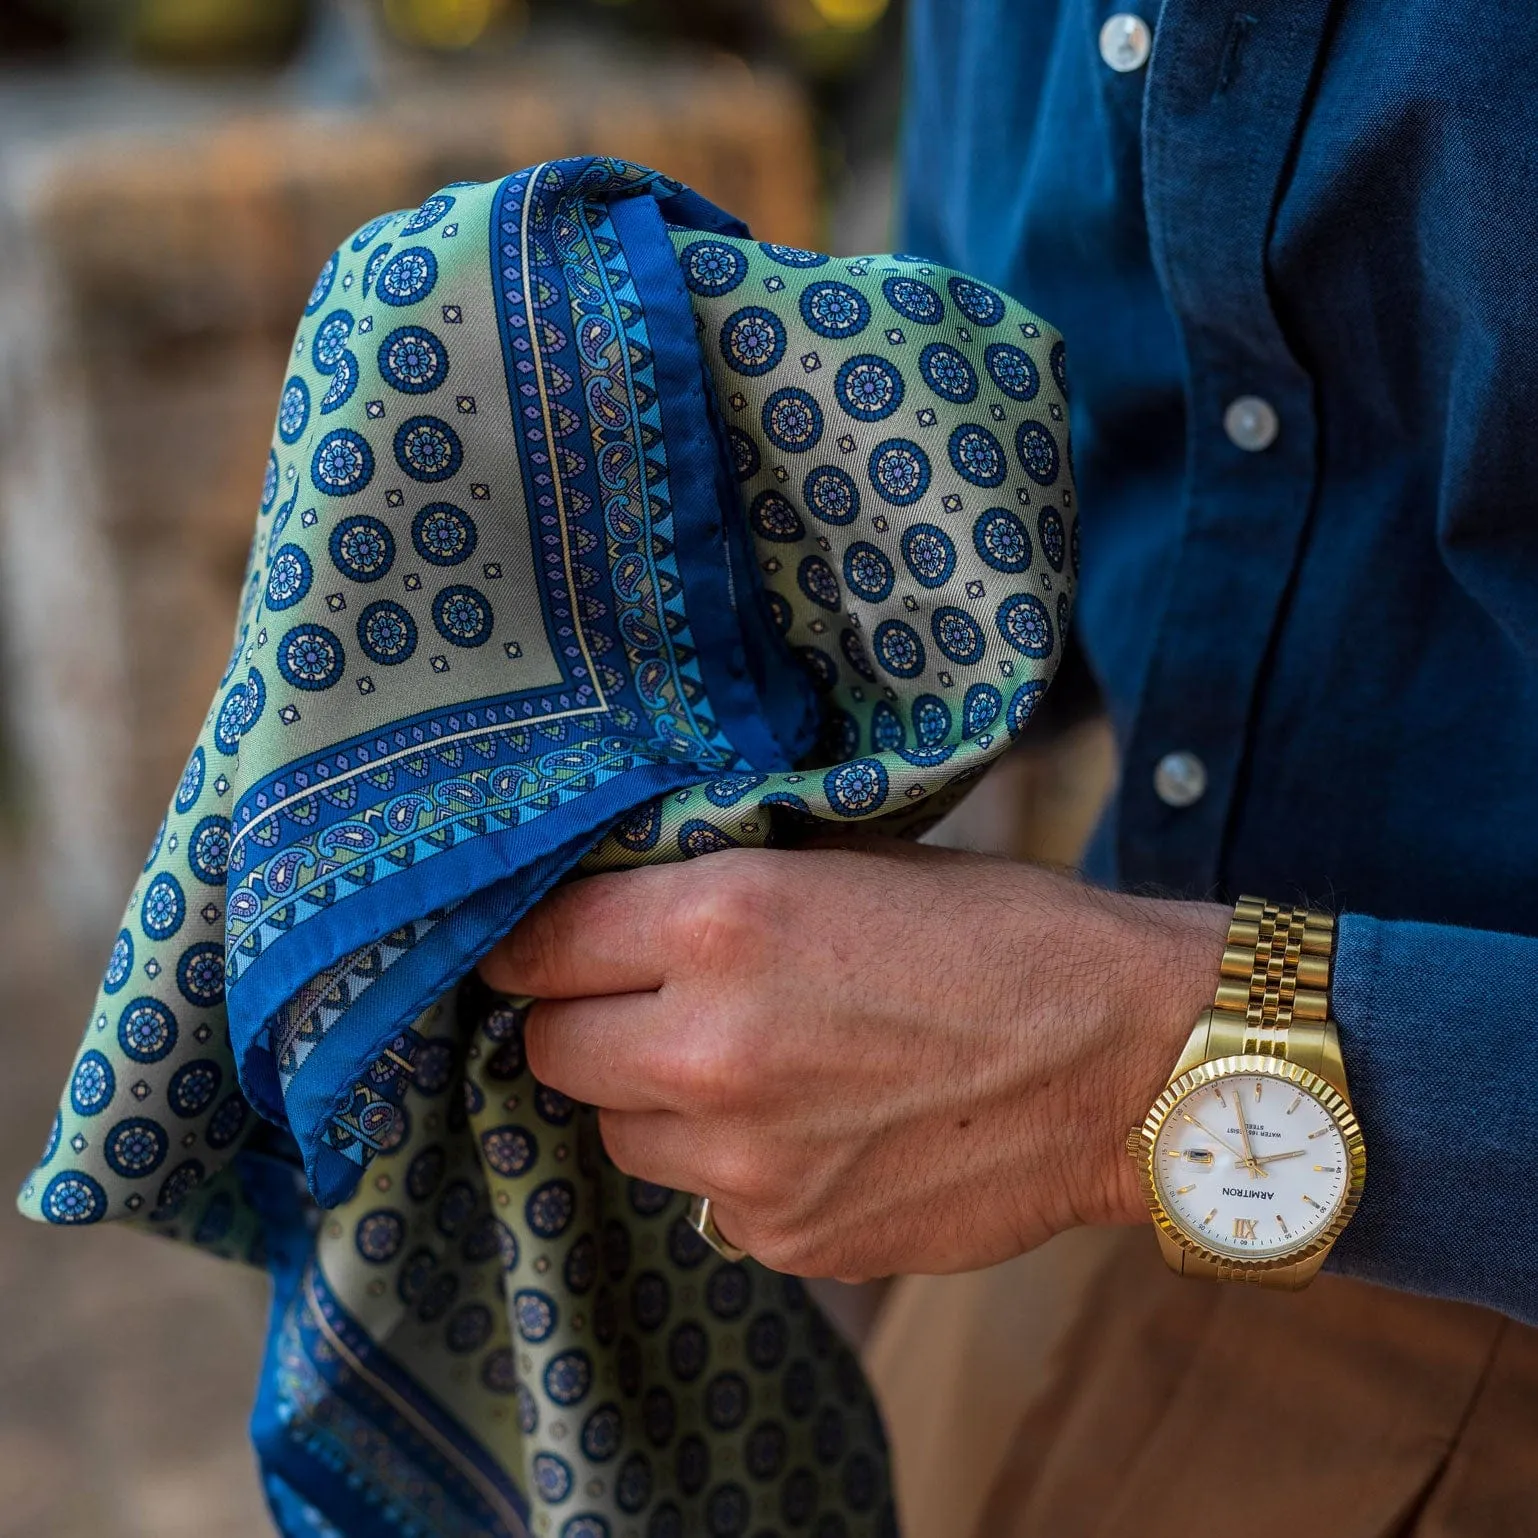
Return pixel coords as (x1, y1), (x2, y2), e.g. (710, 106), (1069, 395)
(1129, 1053), (1366, 1274)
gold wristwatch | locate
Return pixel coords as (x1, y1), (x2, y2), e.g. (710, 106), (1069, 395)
(1127, 895), (1366, 1288)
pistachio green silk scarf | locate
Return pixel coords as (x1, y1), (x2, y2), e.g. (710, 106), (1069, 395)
(19, 158), (1075, 1538)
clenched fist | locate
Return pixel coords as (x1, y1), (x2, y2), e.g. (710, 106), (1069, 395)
(479, 837), (1225, 1281)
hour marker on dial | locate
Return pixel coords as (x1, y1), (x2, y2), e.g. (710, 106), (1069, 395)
(1276, 1215), (1291, 1237)
(1233, 1218), (1257, 1241)
(1202, 1209), (1218, 1226)
(1308, 1127), (1332, 1140)
(1313, 1165), (1338, 1173)
(1302, 1194), (1322, 1209)
(1286, 1094), (1302, 1115)
(1175, 1184), (1196, 1195)
(1254, 1081), (1262, 1102)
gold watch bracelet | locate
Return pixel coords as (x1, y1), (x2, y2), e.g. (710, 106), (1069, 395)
(1188, 894), (1339, 1083)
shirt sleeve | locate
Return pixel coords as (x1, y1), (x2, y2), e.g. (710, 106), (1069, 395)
(1325, 913), (1538, 1323)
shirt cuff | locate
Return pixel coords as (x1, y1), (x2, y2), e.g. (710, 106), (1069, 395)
(1325, 912), (1538, 1323)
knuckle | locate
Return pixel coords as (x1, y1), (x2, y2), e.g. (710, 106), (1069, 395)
(509, 871), (627, 993)
(705, 1140), (774, 1206)
(749, 1222), (817, 1276)
(665, 859), (780, 972)
(520, 1003), (550, 1077)
(656, 1011), (757, 1113)
(596, 1108), (641, 1177)
(502, 908), (566, 997)
(521, 1002), (579, 1094)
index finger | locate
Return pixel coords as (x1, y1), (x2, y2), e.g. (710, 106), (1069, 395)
(478, 864), (680, 999)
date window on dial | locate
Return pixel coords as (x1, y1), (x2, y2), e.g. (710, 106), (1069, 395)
(1180, 1148), (1214, 1165)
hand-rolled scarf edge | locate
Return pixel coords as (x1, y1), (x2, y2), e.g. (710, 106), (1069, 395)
(226, 165), (821, 1209)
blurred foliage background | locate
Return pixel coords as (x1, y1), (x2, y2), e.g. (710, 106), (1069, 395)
(2, 0), (901, 146)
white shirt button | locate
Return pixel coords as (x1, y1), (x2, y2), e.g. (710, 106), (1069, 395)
(1223, 395), (1280, 452)
(1154, 751), (1208, 808)
(1099, 13), (1152, 72)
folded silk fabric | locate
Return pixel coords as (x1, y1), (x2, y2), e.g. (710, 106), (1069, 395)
(18, 158), (1076, 1538)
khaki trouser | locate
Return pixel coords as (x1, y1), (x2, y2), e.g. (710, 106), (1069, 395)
(866, 1230), (1537, 1538)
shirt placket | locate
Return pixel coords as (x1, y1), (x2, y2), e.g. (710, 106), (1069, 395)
(1117, 0), (1333, 894)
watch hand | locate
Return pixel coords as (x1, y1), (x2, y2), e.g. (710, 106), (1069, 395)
(1233, 1089), (1259, 1175)
(1178, 1112), (1262, 1172)
(1252, 1149), (1305, 1166)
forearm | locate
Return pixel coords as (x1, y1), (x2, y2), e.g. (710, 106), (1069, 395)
(1323, 913), (1538, 1323)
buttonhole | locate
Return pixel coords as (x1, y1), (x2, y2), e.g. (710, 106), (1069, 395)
(1214, 12), (1257, 98)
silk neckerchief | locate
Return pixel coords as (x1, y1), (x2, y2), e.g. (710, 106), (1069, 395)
(20, 158), (1075, 1538)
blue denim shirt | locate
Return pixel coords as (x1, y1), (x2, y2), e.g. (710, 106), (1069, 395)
(901, 0), (1538, 1323)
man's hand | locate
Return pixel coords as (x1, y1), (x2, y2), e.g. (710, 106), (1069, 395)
(478, 838), (1226, 1282)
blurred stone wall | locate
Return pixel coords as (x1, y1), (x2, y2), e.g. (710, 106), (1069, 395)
(0, 55), (818, 922)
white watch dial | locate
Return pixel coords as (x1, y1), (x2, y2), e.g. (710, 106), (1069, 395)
(1151, 1073), (1350, 1258)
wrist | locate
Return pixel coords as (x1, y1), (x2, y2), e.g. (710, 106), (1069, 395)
(1079, 893), (1230, 1228)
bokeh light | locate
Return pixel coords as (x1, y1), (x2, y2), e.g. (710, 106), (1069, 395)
(381, 0), (526, 51)
(809, 0), (889, 28)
